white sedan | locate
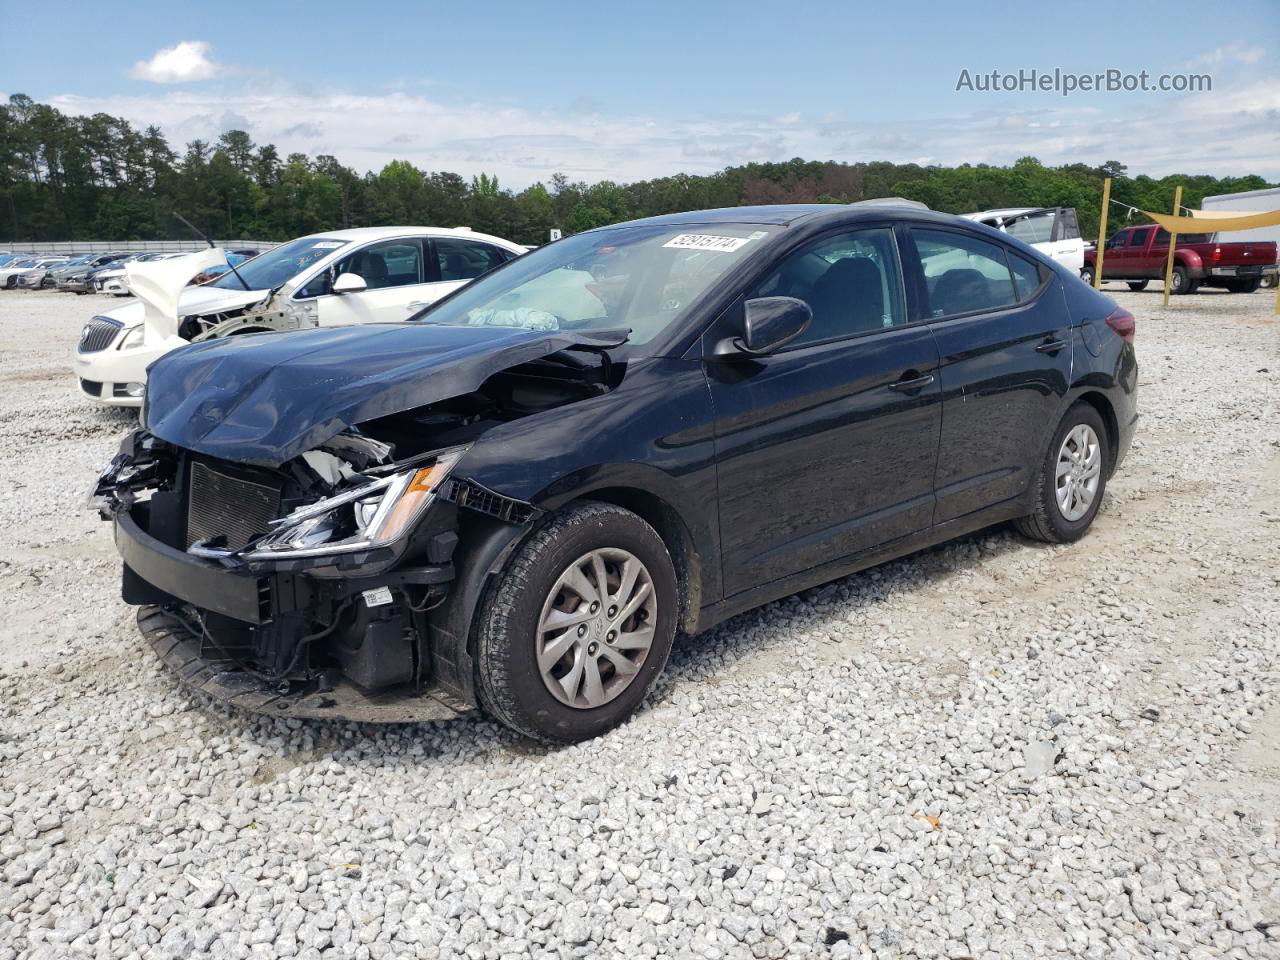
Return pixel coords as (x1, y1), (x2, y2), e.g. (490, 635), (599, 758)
(73, 227), (524, 406)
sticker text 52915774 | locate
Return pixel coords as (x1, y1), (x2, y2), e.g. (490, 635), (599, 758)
(662, 234), (752, 253)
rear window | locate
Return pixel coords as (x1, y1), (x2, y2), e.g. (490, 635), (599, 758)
(1154, 229), (1211, 245)
(1004, 210), (1055, 245)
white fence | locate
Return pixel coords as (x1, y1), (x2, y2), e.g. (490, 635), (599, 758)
(3, 240), (279, 255)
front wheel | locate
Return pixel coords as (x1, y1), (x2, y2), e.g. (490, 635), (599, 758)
(1015, 403), (1109, 544)
(475, 501), (678, 743)
(1080, 266), (1095, 286)
(1127, 280), (1149, 291)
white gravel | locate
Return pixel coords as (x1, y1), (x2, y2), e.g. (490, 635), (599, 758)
(1, 286), (1278, 960)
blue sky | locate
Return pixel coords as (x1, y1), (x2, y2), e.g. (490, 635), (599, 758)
(3, 0), (1277, 185)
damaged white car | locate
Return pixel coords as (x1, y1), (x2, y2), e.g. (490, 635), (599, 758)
(73, 227), (524, 405)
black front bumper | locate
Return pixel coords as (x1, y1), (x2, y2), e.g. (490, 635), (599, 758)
(115, 509), (267, 622)
(116, 503), (472, 723)
(139, 607), (474, 722)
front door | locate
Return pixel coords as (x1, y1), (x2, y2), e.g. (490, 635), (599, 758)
(706, 225), (943, 596)
(908, 226), (1074, 523)
(308, 238), (438, 326)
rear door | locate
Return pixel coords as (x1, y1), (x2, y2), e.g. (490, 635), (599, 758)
(908, 226), (1073, 523)
(430, 237), (517, 300)
(706, 224), (943, 595)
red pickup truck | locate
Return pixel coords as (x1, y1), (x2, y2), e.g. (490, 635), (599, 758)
(1082, 225), (1278, 294)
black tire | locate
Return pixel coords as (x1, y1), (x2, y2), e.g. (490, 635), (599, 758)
(475, 501), (678, 743)
(1015, 403), (1109, 544)
(1127, 280), (1149, 291)
(1226, 278), (1261, 294)
(1170, 265), (1197, 295)
(1262, 275), (1277, 289)
(1079, 266), (1095, 286)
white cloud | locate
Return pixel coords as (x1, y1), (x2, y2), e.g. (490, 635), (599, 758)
(48, 72), (1280, 188)
(1188, 43), (1265, 68)
(129, 41), (220, 84)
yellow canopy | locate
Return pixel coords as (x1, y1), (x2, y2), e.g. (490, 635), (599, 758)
(1140, 208), (1280, 233)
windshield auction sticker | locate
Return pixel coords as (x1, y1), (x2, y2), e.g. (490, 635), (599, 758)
(663, 234), (751, 252)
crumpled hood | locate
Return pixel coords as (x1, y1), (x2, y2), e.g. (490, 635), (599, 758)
(144, 322), (626, 467)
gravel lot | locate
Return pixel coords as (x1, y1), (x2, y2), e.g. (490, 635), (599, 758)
(1, 286), (1278, 960)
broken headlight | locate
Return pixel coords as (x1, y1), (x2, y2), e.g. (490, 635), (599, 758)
(241, 446), (467, 560)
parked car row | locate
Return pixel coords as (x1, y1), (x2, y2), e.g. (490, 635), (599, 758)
(73, 228), (525, 405)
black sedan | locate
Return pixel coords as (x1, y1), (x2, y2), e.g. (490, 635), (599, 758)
(94, 202), (1137, 742)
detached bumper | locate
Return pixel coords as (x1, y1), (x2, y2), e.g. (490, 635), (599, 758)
(138, 607), (475, 722)
(115, 509), (266, 621)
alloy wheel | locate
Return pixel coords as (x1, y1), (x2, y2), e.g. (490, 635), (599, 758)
(536, 548), (657, 709)
(1055, 423), (1102, 522)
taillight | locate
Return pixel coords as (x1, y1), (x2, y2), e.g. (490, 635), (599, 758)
(1212, 246), (1222, 263)
(1105, 307), (1135, 343)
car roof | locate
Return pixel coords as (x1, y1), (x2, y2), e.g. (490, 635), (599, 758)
(604, 202), (972, 234)
(303, 226), (522, 248)
(962, 207), (1048, 220)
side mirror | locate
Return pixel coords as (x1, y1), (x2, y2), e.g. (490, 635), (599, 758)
(717, 296), (812, 357)
(332, 272), (367, 295)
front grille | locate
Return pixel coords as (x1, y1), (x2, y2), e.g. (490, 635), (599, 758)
(79, 378), (102, 397)
(78, 317), (122, 353)
(186, 461), (281, 550)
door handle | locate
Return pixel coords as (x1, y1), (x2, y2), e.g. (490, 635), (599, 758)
(1035, 339), (1068, 354)
(887, 372), (935, 393)
(405, 301), (428, 309)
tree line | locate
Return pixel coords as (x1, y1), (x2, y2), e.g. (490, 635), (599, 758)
(1, 93), (1272, 246)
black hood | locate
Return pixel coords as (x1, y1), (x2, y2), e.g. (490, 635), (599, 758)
(144, 322), (626, 467)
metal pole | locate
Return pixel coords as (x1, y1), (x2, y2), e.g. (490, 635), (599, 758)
(1093, 178), (1111, 290)
(1162, 185), (1183, 307)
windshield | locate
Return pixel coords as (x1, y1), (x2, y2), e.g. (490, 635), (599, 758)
(209, 236), (350, 291)
(412, 224), (776, 344)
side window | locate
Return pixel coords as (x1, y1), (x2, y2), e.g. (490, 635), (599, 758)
(436, 238), (510, 282)
(749, 227), (905, 345)
(1105, 232), (1126, 249)
(1008, 252), (1044, 301)
(1128, 228), (1152, 247)
(299, 239), (425, 296)
(913, 228), (1018, 318)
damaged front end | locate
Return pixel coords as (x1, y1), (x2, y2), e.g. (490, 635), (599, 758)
(93, 325), (623, 722)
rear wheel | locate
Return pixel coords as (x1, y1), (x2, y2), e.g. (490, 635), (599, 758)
(1015, 403), (1109, 544)
(1080, 266), (1095, 286)
(1225, 278), (1261, 294)
(1127, 280), (1149, 291)
(475, 501), (678, 743)
(1170, 265), (1198, 295)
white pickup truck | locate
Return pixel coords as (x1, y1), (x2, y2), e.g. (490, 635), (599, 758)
(962, 207), (1085, 275)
